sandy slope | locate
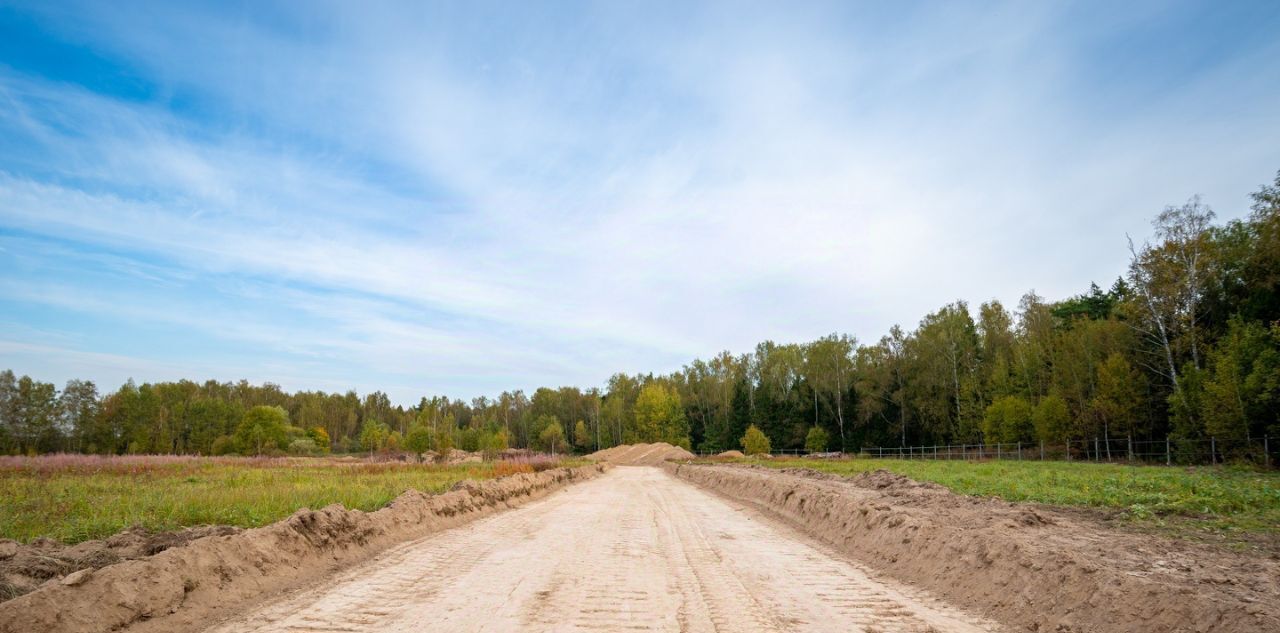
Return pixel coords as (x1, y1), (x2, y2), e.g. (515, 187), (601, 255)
(207, 466), (996, 633)
(670, 464), (1280, 633)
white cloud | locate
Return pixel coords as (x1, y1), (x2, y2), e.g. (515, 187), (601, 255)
(1, 1), (1278, 402)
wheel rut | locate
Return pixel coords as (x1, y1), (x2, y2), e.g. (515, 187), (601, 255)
(206, 467), (998, 633)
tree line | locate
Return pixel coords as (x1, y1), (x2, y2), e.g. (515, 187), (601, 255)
(2, 172), (1278, 456)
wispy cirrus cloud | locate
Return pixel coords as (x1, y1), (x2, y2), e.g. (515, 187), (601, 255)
(1, 0), (1279, 402)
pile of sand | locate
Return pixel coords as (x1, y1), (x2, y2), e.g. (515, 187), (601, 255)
(440, 449), (483, 464)
(716, 450), (745, 458)
(586, 443), (695, 465)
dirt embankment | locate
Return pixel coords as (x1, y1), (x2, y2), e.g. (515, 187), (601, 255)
(669, 463), (1280, 633)
(206, 466), (997, 633)
(0, 525), (241, 602)
(0, 464), (606, 633)
(586, 442), (695, 465)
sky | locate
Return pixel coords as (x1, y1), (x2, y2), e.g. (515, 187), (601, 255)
(1, 1), (1279, 404)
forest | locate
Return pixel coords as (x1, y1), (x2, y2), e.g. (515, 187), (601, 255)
(2, 172), (1278, 457)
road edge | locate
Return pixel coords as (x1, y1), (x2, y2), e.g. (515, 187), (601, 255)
(666, 462), (1278, 633)
(0, 463), (609, 633)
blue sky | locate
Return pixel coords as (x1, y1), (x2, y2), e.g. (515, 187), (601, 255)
(2, 1), (1279, 403)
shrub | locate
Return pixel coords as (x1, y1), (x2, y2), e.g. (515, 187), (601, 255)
(235, 405), (289, 455)
(435, 428), (455, 455)
(983, 395), (1034, 444)
(359, 420), (389, 453)
(459, 427), (481, 452)
(405, 424), (432, 454)
(539, 423), (565, 455)
(479, 430), (508, 460)
(1034, 394), (1071, 444)
(210, 435), (237, 456)
(287, 438), (318, 455)
(740, 424), (771, 456)
(805, 426), (830, 453)
(306, 427), (331, 453)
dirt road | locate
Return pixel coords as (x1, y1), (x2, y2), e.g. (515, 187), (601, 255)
(207, 467), (996, 633)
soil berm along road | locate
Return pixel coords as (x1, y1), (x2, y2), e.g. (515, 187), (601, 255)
(208, 466), (996, 633)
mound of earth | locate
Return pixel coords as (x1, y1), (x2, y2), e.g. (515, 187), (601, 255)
(670, 463), (1280, 633)
(0, 464), (606, 633)
(441, 449), (483, 464)
(716, 450), (745, 458)
(0, 526), (241, 602)
(586, 443), (695, 465)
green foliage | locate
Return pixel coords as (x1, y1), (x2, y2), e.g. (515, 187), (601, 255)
(632, 383), (690, 448)
(538, 422), (565, 454)
(458, 427), (480, 452)
(1169, 364), (1207, 440)
(210, 435), (237, 456)
(235, 406), (289, 455)
(982, 395), (1033, 444)
(6, 171), (1280, 460)
(478, 429), (508, 459)
(752, 458), (1280, 540)
(1033, 394), (1071, 444)
(287, 438), (319, 455)
(358, 420), (390, 453)
(740, 424), (771, 456)
(1092, 353), (1144, 438)
(434, 427), (455, 455)
(804, 426), (829, 453)
(305, 427), (331, 453)
(405, 423), (432, 454)
(1201, 318), (1280, 440)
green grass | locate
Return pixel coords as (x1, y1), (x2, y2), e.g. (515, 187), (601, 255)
(731, 457), (1280, 538)
(0, 454), (557, 543)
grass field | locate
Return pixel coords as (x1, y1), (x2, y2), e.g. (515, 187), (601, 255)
(740, 458), (1280, 539)
(0, 454), (566, 544)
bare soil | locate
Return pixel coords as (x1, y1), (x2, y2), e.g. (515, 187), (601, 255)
(586, 442), (696, 465)
(5, 461), (1273, 632)
(670, 463), (1280, 633)
(0, 526), (241, 601)
(206, 466), (998, 633)
(0, 464), (606, 633)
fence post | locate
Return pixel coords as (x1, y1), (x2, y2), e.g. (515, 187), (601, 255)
(1266, 436), (1271, 469)
(1040, 440), (1045, 461)
(1211, 437), (1217, 465)
(1128, 436), (1133, 461)
(1094, 437), (1100, 462)
(1017, 442), (1021, 461)
(1166, 436), (1171, 466)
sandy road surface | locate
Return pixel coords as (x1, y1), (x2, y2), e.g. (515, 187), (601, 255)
(208, 467), (997, 633)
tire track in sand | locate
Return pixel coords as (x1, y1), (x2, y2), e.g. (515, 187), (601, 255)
(206, 467), (1000, 633)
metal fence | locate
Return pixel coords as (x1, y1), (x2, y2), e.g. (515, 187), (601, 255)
(860, 436), (1274, 467)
